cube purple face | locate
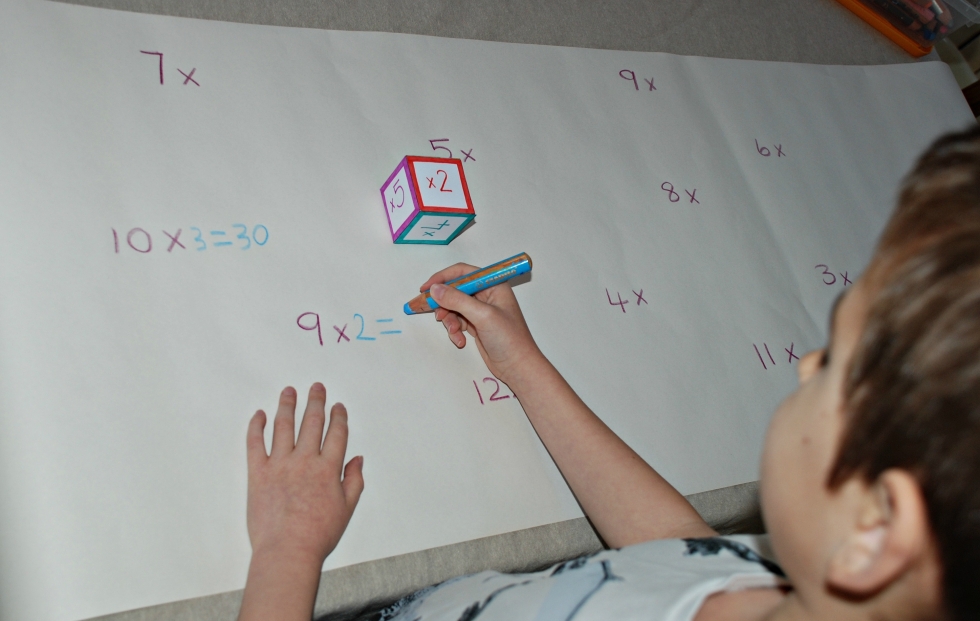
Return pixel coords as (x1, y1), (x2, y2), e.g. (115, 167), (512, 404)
(380, 156), (476, 245)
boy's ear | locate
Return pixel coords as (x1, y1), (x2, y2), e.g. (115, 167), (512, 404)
(826, 470), (931, 598)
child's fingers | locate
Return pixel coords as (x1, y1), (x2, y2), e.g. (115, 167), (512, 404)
(468, 282), (521, 319)
(441, 310), (468, 348)
(296, 383), (327, 454)
(437, 307), (470, 328)
(430, 283), (493, 325)
(270, 386), (298, 457)
(342, 455), (365, 509)
(322, 402), (350, 472)
(441, 309), (461, 332)
(419, 263), (479, 292)
(246, 410), (268, 471)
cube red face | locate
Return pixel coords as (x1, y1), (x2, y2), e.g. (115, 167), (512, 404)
(380, 156), (476, 245)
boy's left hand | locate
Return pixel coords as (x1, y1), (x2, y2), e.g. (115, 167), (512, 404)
(245, 383), (364, 569)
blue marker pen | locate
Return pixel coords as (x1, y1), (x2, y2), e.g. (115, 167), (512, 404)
(404, 252), (532, 314)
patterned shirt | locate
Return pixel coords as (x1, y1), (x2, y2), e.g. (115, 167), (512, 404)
(346, 535), (788, 621)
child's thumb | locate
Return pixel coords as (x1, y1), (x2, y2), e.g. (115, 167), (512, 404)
(430, 283), (491, 323)
(343, 455), (365, 508)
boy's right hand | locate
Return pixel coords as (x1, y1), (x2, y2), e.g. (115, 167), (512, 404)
(421, 263), (544, 386)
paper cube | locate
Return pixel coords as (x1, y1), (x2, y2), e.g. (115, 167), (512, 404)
(380, 156), (475, 244)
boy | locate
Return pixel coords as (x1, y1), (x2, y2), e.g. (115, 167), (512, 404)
(237, 125), (980, 621)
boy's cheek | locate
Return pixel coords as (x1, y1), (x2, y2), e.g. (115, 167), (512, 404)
(760, 392), (822, 559)
(760, 392), (800, 482)
(760, 439), (822, 583)
(761, 380), (846, 584)
(760, 403), (796, 526)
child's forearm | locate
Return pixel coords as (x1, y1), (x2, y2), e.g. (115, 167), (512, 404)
(508, 353), (715, 547)
(419, 275), (713, 545)
(238, 548), (322, 621)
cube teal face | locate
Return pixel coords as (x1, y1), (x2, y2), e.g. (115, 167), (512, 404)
(379, 156), (476, 245)
(395, 213), (475, 244)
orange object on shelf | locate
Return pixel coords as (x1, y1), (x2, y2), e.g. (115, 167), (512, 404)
(836, 0), (934, 57)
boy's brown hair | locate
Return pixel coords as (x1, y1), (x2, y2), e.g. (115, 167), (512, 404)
(829, 124), (980, 621)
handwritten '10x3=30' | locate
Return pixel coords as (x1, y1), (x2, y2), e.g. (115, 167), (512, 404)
(112, 225), (269, 254)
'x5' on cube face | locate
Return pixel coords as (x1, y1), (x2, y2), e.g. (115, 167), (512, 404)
(380, 156), (476, 245)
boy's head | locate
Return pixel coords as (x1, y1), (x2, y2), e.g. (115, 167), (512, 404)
(760, 125), (980, 621)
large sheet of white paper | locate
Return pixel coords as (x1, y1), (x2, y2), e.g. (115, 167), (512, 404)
(0, 1), (974, 619)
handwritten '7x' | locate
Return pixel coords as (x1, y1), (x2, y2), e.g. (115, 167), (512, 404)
(140, 50), (199, 86)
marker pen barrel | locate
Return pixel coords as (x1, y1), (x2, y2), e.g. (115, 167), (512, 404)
(404, 252), (532, 315)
